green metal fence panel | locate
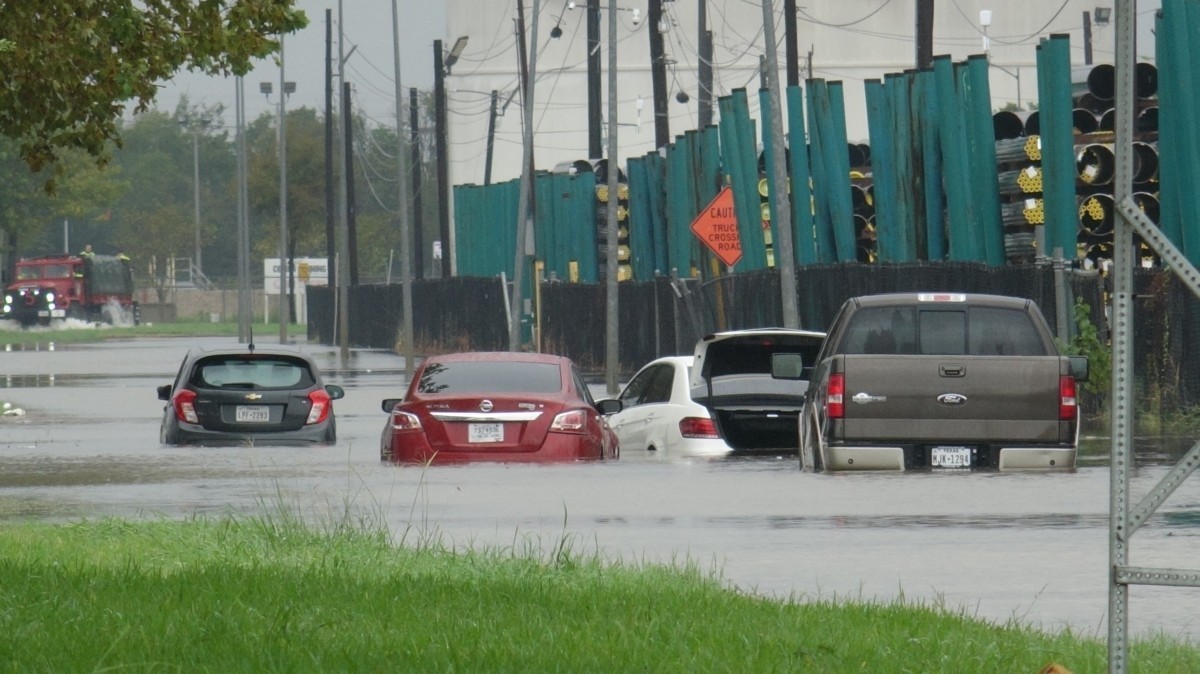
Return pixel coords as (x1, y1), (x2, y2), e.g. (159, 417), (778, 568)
(644, 150), (669, 276)
(730, 89), (769, 270)
(806, 80), (837, 263)
(826, 82), (858, 261)
(1036, 36), (1078, 261)
(1161, 0), (1200, 263)
(452, 180), (520, 277)
(758, 88), (781, 254)
(786, 85), (816, 265)
(917, 68), (946, 261)
(626, 153), (661, 280)
(966, 55), (1005, 265)
(1155, 8), (1182, 248)
(935, 56), (974, 261)
(865, 79), (897, 260)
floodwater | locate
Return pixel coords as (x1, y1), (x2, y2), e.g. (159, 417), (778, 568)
(1, 335), (1198, 644)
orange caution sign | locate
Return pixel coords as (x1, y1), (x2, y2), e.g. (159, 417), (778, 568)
(690, 186), (742, 267)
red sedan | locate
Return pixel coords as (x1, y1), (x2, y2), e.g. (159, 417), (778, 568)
(380, 352), (622, 464)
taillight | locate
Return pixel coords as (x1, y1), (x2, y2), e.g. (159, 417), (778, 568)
(173, 389), (199, 424)
(1060, 375), (1078, 421)
(390, 409), (423, 431)
(306, 389), (332, 425)
(826, 373), (845, 419)
(679, 416), (719, 439)
(550, 409), (587, 434)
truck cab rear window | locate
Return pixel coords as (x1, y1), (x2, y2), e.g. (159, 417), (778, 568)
(841, 306), (1047, 356)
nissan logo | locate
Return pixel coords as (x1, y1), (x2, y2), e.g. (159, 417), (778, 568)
(479, 399), (494, 412)
(937, 393), (968, 406)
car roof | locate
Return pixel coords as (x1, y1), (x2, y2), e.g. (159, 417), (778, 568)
(848, 292), (1032, 310)
(420, 351), (573, 366)
(183, 346), (322, 363)
(697, 327), (827, 345)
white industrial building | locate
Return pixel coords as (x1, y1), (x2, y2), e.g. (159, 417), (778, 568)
(443, 1), (1155, 191)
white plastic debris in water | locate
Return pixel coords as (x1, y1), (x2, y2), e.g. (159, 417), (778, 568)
(2, 402), (25, 416)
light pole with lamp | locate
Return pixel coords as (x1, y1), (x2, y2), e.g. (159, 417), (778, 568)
(980, 10), (1022, 109)
(261, 58), (296, 343)
(178, 112), (212, 281)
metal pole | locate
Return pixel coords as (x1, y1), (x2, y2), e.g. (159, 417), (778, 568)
(337, 0), (350, 360)
(236, 75), (252, 342)
(588, 0), (602, 158)
(278, 36), (290, 344)
(485, 89), (498, 185)
(434, 40), (451, 278)
(1083, 11), (1094, 66)
(511, 1), (540, 351)
(390, 0), (415, 381)
(605, 0), (619, 393)
(762, 0), (798, 329)
(410, 87), (425, 278)
(648, 0), (669, 150)
(1108, 0), (1135, 670)
(193, 129), (202, 274)
(698, 1), (713, 129)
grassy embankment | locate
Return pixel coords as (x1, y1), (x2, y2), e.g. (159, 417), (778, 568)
(0, 515), (1196, 672)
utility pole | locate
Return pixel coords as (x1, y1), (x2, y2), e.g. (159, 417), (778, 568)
(410, 87), (425, 278)
(324, 9), (336, 298)
(434, 40), (451, 278)
(784, 0), (799, 86)
(698, 0), (714, 128)
(511, 1), (541, 351)
(916, 0), (935, 69)
(1083, 11), (1094, 65)
(236, 75), (252, 343)
(336, 0), (350, 359)
(649, 0), (669, 149)
(390, 0), (415, 381)
(605, 0), (620, 393)
(277, 35), (291, 344)
(588, 0), (602, 158)
(761, 0), (798, 329)
(485, 89), (499, 184)
(344, 81), (360, 287)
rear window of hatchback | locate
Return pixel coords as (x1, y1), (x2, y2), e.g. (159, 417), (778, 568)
(192, 356), (316, 389)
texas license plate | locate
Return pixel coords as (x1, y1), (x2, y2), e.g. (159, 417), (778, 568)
(236, 405), (270, 423)
(931, 446), (972, 468)
(468, 423), (504, 443)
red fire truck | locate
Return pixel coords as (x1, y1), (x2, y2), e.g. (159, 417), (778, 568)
(2, 254), (139, 326)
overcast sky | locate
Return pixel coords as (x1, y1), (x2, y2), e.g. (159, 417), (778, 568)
(148, 0), (448, 128)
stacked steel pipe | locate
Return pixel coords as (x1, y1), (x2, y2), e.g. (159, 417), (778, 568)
(1071, 61), (1159, 269)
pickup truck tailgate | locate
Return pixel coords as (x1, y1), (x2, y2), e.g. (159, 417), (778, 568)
(839, 355), (1065, 443)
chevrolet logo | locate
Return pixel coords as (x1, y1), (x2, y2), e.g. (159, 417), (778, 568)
(245, 393), (263, 400)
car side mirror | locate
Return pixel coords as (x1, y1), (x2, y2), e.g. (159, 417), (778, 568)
(596, 398), (623, 415)
(771, 353), (805, 380)
(325, 384), (345, 400)
(157, 384), (172, 401)
(1069, 355), (1089, 383)
(381, 398), (402, 413)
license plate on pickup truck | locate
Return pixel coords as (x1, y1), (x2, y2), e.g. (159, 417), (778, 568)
(236, 405), (271, 423)
(931, 446), (972, 468)
(468, 423), (504, 443)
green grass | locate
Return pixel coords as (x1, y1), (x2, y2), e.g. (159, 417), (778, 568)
(0, 321), (307, 345)
(0, 516), (1195, 673)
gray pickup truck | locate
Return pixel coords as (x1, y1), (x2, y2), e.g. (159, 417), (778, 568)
(799, 293), (1089, 472)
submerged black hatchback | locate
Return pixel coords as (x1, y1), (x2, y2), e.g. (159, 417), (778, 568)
(157, 346), (344, 445)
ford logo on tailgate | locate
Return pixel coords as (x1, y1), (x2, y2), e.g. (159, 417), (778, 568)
(937, 393), (968, 406)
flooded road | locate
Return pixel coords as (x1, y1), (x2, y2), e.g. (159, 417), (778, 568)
(1, 336), (1198, 644)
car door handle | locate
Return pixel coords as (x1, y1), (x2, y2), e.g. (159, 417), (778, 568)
(940, 363), (965, 377)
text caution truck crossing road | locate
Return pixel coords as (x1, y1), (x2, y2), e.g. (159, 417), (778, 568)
(690, 186), (742, 267)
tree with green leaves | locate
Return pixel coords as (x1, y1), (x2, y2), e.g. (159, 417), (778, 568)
(0, 1), (306, 175)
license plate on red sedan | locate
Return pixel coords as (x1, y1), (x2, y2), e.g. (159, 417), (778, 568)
(931, 446), (972, 468)
(468, 423), (504, 443)
(236, 405), (270, 423)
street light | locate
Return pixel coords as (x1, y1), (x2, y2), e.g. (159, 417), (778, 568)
(262, 41), (297, 343)
(980, 9), (1022, 108)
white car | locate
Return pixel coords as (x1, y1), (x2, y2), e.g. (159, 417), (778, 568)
(603, 356), (730, 457)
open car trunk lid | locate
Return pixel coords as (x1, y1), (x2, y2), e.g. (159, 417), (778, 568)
(689, 329), (826, 453)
